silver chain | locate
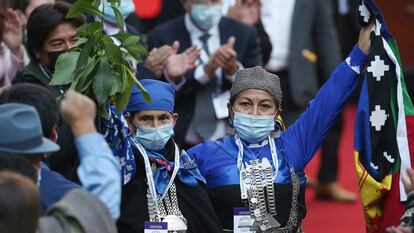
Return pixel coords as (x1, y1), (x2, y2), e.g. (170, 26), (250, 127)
(147, 184), (187, 232)
(243, 159), (300, 232)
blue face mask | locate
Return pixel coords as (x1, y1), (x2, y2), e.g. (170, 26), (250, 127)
(100, 0), (135, 23)
(190, 3), (223, 31)
(233, 111), (276, 144)
(134, 122), (174, 151)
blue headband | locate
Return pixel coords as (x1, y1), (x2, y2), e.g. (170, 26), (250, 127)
(126, 79), (175, 114)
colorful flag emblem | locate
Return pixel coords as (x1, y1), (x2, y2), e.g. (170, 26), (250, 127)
(354, 0), (414, 232)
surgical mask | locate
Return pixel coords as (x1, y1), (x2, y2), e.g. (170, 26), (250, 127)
(233, 111), (275, 144)
(190, 4), (222, 31)
(134, 122), (174, 151)
(100, 0), (135, 23)
(46, 50), (67, 72)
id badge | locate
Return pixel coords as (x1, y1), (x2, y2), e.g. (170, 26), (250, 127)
(233, 208), (254, 233)
(144, 222), (168, 233)
(212, 91), (230, 119)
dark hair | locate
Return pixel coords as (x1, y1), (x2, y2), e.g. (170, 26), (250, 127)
(26, 1), (85, 58)
(0, 153), (37, 183)
(229, 92), (280, 107)
(0, 171), (39, 233)
(0, 83), (59, 137)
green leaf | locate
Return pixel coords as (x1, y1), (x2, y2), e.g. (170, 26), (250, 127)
(50, 52), (80, 86)
(115, 72), (134, 113)
(112, 32), (130, 41)
(102, 35), (122, 64)
(122, 35), (140, 47)
(72, 58), (98, 92)
(66, 0), (103, 18)
(98, 105), (110, 120)
(110, 74), (122, 96)
(93, 58), (117, 105)
(73, 37), (88, 47)
(110, 6), (125, 33)
(76, 34), (96, 70)
(122, 36), (147, 61)
(77, 22), (102, 37)
(125, 66), (151, 103)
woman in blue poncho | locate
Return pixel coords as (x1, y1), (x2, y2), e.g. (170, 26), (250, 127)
(187, 24), (372, 232)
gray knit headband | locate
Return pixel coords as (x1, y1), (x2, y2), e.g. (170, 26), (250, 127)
(230, 66), (282, 105)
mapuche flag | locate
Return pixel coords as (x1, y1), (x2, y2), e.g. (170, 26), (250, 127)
(353, 0), (414, 232)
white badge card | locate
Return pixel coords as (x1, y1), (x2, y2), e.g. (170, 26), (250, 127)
(233, 208), (254, 233)
(212, 91), (230, 119)
(144, 222), (168, 233)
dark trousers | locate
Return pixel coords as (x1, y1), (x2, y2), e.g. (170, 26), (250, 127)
(274, 70), (342, 184)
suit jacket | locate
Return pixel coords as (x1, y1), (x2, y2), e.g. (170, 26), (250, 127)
(146, 16), (261, 145)
(38, 189), (117, 233)
(287, 0), (341, 107)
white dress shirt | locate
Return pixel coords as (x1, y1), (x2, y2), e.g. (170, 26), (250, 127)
(183, 13), (235, 144)
(261, 0), (296, 71)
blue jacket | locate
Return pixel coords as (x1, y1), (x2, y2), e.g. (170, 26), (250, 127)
(187, 45), (368, 229)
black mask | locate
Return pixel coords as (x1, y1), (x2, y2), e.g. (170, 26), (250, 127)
(45, 50), (67, 72)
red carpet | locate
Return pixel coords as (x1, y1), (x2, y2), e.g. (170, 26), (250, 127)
(302, 105), (366, 233)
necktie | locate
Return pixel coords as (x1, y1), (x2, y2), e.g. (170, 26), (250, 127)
(193, 33), (218, 139)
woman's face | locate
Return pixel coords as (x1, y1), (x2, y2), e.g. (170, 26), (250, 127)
(229, 89), (279, 117)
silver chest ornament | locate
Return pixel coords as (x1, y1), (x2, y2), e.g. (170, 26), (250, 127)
(242, 158), (281, 232)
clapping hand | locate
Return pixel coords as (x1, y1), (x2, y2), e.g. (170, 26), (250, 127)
(144, 43), (177, 78)
(165, 42), (201, 82)
(204, 36), (238, 77)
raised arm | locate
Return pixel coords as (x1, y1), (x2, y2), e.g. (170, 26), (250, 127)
(281, 24), (372, 167)
(59, 90), (121, 220)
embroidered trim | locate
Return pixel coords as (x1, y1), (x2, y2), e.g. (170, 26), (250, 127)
(346, 57), (362, 75)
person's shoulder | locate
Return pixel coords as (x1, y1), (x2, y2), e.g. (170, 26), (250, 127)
(46, 189), (117, 233)
(220, 17), (256, 33)
(12, 62), (44, 85)
(149, 15), (185, 35)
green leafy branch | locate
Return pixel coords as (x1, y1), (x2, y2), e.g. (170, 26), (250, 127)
(49, 0), (150, 118)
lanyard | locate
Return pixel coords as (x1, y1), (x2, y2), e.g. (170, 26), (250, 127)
(136, 142), (180, 208)
(235, 135), (279, 200)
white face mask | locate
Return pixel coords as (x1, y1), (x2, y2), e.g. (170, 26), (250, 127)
(134, 122), (175, 151)
(190, 3), (223, 31)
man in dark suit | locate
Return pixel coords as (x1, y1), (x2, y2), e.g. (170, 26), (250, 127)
(261, 0), (356, 202)
(146, 0), (261, 147)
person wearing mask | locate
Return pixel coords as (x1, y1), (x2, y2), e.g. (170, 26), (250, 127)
(187, 24), (372, 232)
(117, 79), (222, 233)
(0, 90), (122, 220)
(146, 0), (262, 149)
(260, 0), (355, 201)
(13, 1), (84, 98)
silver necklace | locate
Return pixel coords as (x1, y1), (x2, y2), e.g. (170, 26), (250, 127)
(137, 142), (188, 232)
(235, 135), (300, 232)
